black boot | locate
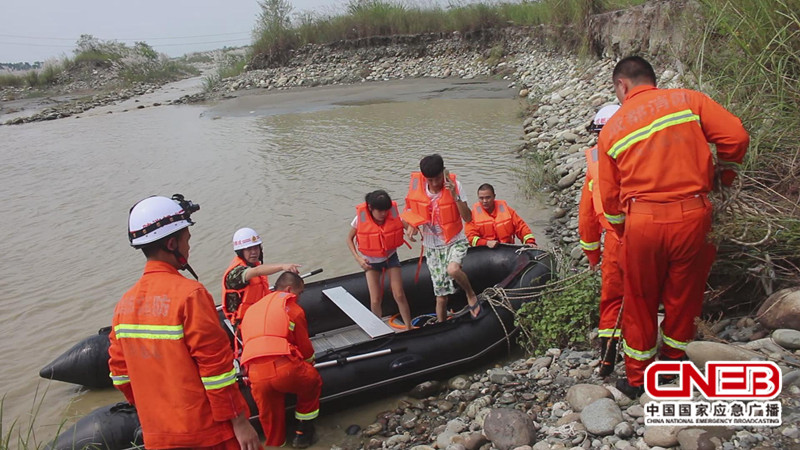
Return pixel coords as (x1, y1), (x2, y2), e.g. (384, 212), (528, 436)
(291, 419), (316, 449)
(598, 338), (618, 377)
(615, 378), (644, 400)
(657, 354), (688, 385)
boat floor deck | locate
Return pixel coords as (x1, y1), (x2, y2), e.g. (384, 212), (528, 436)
(311, 317), (397, 354)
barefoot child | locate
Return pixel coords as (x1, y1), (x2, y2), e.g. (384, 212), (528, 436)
(347, 190), (413, 330)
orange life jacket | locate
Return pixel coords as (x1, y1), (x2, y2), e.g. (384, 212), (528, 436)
(355, 201), (405, 258)
(402, 171), (463, 244)
(585, 146), (612, 231)
(221, 256), (270, 324)
(240, 291), (294, 365)
(470, 200), (516, 243)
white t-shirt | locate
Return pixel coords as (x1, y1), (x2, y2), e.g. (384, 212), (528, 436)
(420, 180), (468, 249)
(351, 216), (397, 264)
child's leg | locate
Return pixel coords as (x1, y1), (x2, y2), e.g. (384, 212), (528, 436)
(435, 295), (449, 322)
(445, 241), (479, 316)
(387, 266), (412, 329)
(364, 268), (384, 318)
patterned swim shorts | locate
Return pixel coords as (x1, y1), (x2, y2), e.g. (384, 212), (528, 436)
(424, 239), (469, 297)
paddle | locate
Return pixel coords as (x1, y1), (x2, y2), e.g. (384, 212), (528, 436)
(314, 347), (406, 369)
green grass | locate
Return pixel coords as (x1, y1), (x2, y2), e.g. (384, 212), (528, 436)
(251, 0), (648, 67)
(0, 63), (64, 89)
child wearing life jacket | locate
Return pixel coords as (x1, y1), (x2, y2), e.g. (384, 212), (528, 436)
(347, 190), (413, 330)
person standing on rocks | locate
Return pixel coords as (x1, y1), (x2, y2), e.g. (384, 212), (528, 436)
(596, 56), (749, 398)
(402, 154), (481, 322)
(464, 183), (537, 248)
(578, 104), (623, 377)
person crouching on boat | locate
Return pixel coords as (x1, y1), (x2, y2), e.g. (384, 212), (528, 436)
(240, 272), (322, 449)
(222, 227), (301, 328)
(465, 183), (537, 248)
(110, 194), (261, 450)
(347, 190), (414, 331)
(402, 154), (481, 322)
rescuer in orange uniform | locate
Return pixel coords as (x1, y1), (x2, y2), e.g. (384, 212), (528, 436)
(240, 271), (322, 449)
(347, 189), (413, 330)
(109, 194), (260, 450)
(222, 227), (300, 328)
(578, 104), (623, 377)
(465, 183), (537, 248)
(402, 153), (480, 322)
(596, 57), (749, 398)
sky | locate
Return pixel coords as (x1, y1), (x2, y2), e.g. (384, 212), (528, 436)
(0, 0), (347, 63)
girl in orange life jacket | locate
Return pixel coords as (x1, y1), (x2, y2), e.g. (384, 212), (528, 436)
(347, 190), (413, 330)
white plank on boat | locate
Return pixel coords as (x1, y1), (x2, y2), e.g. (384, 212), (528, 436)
(323, 286), (394, 338)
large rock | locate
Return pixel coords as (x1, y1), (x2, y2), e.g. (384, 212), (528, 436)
(685, 341), (762, 367)
(755, 287), (800, 331)
(643, 425), (684, 447)
(483, 408), (537, 450)
(676, 428), (735, 450)
(772, 329), (800, 349)
(565, 384), (613, 412)
(579, 398), (623, 436)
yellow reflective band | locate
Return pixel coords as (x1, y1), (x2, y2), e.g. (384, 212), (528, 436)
(201, 367), (237, 390)
(522, 234), (535, 243)
(598, 328), (622, 339)
(604, 213), (625, 225)
(295, 409), (319, 420)
(580, 240), (600, 251)
(305, 353), (315, 363)
(661, 330), (689, 350)
(588, 179), (594, 192)
(470, 236), (480, 247)
(110, 372), (130, 385)
(114, 324), (184, 340)
(622, 339), (657, 361)
(607, 109), (700, 159)
(289, 321), (296, 332)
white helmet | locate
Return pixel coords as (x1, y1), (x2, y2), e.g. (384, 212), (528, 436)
(232, 227), (262, 251)
(128, 195), (197, 247)
(590, 104), (620, 132)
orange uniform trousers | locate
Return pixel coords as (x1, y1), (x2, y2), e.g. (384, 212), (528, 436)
(621, 196), (716, 386)
(248, 356), (322, 447)
(168, 438), (241, 450)
(598, 231), (623, 340)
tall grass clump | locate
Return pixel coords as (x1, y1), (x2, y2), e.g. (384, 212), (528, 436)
(202, 51), (249, 92)
(690, 0), (800, 302)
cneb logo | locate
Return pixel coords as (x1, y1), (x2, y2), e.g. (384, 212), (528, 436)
(645, 361), (782, 400)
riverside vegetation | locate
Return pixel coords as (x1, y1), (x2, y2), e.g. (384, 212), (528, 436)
(2, 0), (799, 448)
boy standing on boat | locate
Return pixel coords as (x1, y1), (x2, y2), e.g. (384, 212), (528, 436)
(222, 227), (301, 327)
(109, 195), (260, 450)
(402, 154), (481, 322)
(578, 104), (623, 377)
(347, 190), (414, 330)
(240, 271), (322, 449)
(465, 183), (537, 248)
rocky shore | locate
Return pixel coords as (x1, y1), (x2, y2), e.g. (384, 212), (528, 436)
(332, 321), (800, 450)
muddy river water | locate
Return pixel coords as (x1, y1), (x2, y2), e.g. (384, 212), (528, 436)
(0, 76), (549, 446)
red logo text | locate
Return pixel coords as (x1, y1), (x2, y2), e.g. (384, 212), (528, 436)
(645, 361), (781, 400)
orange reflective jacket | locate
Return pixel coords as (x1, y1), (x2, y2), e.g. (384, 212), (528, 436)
(597, 85), (749, 231)
(221, 256), (270, 324)
(355, 201), (405, 258)
(109, 260), (247, 449)
(240, 291), (315, 366)
(402, 171), (462, 243)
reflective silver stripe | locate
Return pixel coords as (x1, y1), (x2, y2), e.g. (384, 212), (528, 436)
(661, 329), (689, 350)
(607, 109), (700, 159)
(114, 324), (184, 340)
(598, 328), (621, 339)
(580, 240), (600, 251)
(110, 373), (130, 385)
(201, 367), (237, 390)
(470, 236), (480, 246)
(296, 409), (319, 420)
(622, 339), (657, 361)
(604, 213), (625, 225)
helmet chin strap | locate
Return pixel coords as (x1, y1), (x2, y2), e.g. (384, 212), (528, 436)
(171, 248), (199, 280)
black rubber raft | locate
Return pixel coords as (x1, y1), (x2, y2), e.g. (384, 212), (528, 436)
(45, 245), (553, 450)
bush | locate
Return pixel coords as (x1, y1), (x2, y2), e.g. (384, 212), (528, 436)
(515, 251), (601, 355)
